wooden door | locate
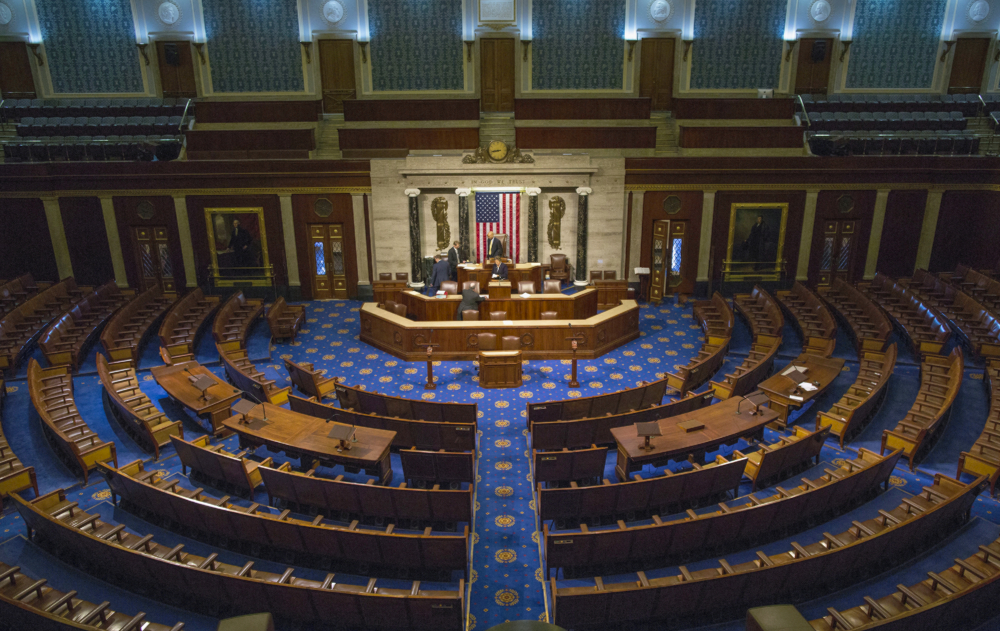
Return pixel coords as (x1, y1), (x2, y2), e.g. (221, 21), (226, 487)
(0, 41), (36, 99)
(481, 39), (515, 112)
(639, 38), (675, 111)
(310, 224), (348, 299)
(794, 38), (833, 94)
(649, 220), (686, 305)
(155, 41), (197, 99)
(816, 220), (856, 287)
(133, 226), (177, 292)
(318, 40), (357, 114)
(948, 38), (990, 94)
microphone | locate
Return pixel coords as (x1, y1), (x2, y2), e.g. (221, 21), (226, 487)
(240, 388), (269, 423)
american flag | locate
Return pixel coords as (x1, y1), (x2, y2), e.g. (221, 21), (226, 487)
(475, 192), (520, 263)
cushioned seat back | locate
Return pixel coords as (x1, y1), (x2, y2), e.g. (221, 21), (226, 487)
(477, 332), (497, 350)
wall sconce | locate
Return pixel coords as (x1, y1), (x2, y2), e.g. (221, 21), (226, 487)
(358, 41), (368, 64)
(627, 40), (637, 62)
(464, 41), (474, 62)
(28, 43), (45, 66)
(301, 42), (312, 64)
(839, 40), (851, 62)
(193, 42), (207, 65)
(521, 40), (531, 62)
(940, 40), (956, 62)
(784, 40), (797, 62)
(136, 43), (150, 66)
(682, 39), (693, 62)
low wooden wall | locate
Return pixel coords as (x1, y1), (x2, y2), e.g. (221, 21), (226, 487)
(517, 127), (656, 149)
(678, 126), (804, 149)
(344, 99), (481, 121)
(337, 128), (480, 152)
(194, 100), (322, 123)
(514, 98), (651, 120)
(674, 98), (796, 120)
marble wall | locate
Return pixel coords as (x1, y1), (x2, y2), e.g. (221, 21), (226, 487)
(421, 194), (462, 259)
(846, 0), (948, 89)
(537, 192), (578, 270)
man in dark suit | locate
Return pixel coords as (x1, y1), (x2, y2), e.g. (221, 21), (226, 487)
(455, 287), (484, 320)
(448, 240), (463, 281)
(228, 218), (255, 272)
(490, 256), (508, 281)
(426, 254), (451, 296)
(486, 231), (504, 260)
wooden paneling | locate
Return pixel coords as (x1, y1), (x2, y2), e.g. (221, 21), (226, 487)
(184, 129), (315, 161)
(639, 191), (703, 295)
(0, 41), (36, 99)
(930, 190), (1000, 272)
(517, 126), (656, 149)
(343, 99), (480, 121)
(58, 197), (115, 287)
(337, 128), (479, 151)
(155, 41), (197, 99)
(481, 38), (515, 112)
(807, 190), (875, 285)
(876, 190), (926, 278)
(794, 38), (833, 95)
(112, 196), (186, 290)
(292, 193), (358, 299)
(711, 191), (806, 282)
(949, 38), (990, 94)
(514, 98), (652, 120)
(318, 40), (356, 114)
(193, 100), (322, 123)
(0, 198), (57, 281)
(639, 38), (674, 111)
(678, 126), (803, 149)
(674, 98), (796, 119)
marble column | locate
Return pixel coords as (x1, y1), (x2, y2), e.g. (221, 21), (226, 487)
(915, 189), (943, 273)
(172, 195), (198, 288)
(574, 187), (592, 286)
(796, 189), (821, 281)
(456, 188), (471, 261)
(405, 188), (423, 285)
(351, 193), (371, 286)
(864, 189), (890, 280)
(278, 194), (301, 292)
(696, 190), (715, 283)
(41, 197), (74, 279)
(99, 196), (129, 288)
(628, 191), (644, 282)
(525, 187), (541, 263)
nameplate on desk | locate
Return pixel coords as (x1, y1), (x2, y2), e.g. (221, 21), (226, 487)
(676, 420), (705, 433)
(790, 395), (804, 402)
(503, 320), (514, 325)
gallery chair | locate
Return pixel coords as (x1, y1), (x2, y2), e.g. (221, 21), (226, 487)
(462, 281), (480, 293)
(543, 280), (562, 294)
(518, 281), (536, 294)
(490, 311), (508, 321)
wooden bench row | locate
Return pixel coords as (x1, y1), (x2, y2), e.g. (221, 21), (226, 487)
(948, 264), (1000, 314)
(13, 490), (465, 630)
(860, 273), (951, 357)
(284, 357), (338, 400)
(158, 288), (219, 363)
(882, 347), (964, 470)
(96, 354), (183, 460)
(0, 278), (87, 375)
(819, 277), (893, 354)
(27, 359), (116, 484)
(818, 343), (898, 448)
(533, 445), (608, 485)
(100, 284), (176, 366)
(266, 296), (305, 342)
(526, 377), (669, 426)
(544, 448), (902, 579)
(777, 281), (838, 357)
(97, 460), (470, 579)
(0, 390), (38, 510)
(904, 269), (1000, 358)
(170, 434), (283, 497)
(665, 292), (733, 395)
(958, 360), (1000, 495)
(39, 282), (131, 371)
(551, 473), (984, 629)
(710, 339), (782, 400)
(335, 380), (478, 426)
(218, 343), (291, 405)
(733, 285), (785, 345)
(212, 291), (264, 352)
(0, 273), (43, 319)
(691, 291), (735, 342)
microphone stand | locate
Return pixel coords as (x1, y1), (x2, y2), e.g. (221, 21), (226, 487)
(240, 389), (269, 423)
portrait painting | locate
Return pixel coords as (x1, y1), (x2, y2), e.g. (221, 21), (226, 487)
(204, 208), (270, 284)
(725, 203), (788, 279)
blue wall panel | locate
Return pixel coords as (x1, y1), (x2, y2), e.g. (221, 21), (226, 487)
(532, 0), (625, 90)
(690, 0), (785, 90)
(846, 0), (947, 89)
(368, 0), (464, 91)
(36, 0), (144, 94)
(203, 0), (303, 93)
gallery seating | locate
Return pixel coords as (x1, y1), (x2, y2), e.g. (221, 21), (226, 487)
(97, 460), (470, 579)
(265, 297), (305, 342)
(100, 285), (176, 366)
(807, 111), (969, 132)
(12, 490), (466, 630)
(799, 93), (983, 116)
(27, 359), (117, 484)
(734, 425), (829, 491)
(733, 285), (785, 345)
(399, 448), (476, 486)
(776, 282), (838, 357)
(0, 277), (87, 376)
(169, 434), (283, 497)
(0, 400), (38, 510)
(666, 292), (733, 395)
(335, 381), (478, 425)
(218, 343), (291, 406)
(904, 269), (1000, 359)
(710, 339), (781, 400)
(550, 472), (983, 629)
(257, 464), (473, 525)
(817, 343), (897, 448)
(289, 395), (477, 452)
(0, 561), (186, 631)
(819, 277), (893, 354)
(882, 347), (964, 470)
(526, 377), (670, 426)
(859, 273), (951, 357)
(2, 134), (185, 163)
(212, 291), (264, 351)
(543, 448), (901, 578)
(96, 354), (183, 460)
(157, 288), (220, 363)
(4, 97), (192, 121)
(0, 273), (43, 319)
(283, 357), (338, 400)
(533, 445), (608, 486)
(958, 360), (1000, 495)
(38, 281), (131, 371)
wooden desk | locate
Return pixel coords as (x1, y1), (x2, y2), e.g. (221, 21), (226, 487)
(489, 281), (512, 300)
(594, 279), (629, 310)
(479, 350), (522, 388)
(458, 263), (542, 293)
(610, 396), (779, 481)
(372, 280), (407, 305)
(400, 287), (598, 322)
(223, 404), (396, 485)
(758, 353), (846, 429)
(151, 361), (242, 436)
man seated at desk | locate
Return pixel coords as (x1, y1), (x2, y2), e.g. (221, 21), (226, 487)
(455, 287), (484, 320)
(490, 256), (508, 281)
(427, 253), (451, 296)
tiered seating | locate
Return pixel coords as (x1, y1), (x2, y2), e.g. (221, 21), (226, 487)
(809, 111), (968, 132)
(551, 472), (982, 629)
(958, 360), (1000, 495)
(258, 463), (473, 525)
(12, 490), (466, 630)
(859, 273), (951, 357)
(666, 292), (733, 394)
(16, 115), (182, 137)
(526, 377), (669, 426)
(2, 135), (184, 163)
(169, 434), (284, 497)
(400, 448), (476, 486)
(0, 273), (43, 318)
(948, 264), (1000, 314)
(38, 281), (131, 371)
(157, 288), (220, 363)
(284, 357), (337, 400)
(734, 425), (829, 491)
(98, 460), (469, 579)
(336, 381), (478, 425)
(0, 561), (186, 631)
(799, 93), (984, 117)
(96, 354), (183, 460)
(212, 291), (264, 351)
(733, 285), (785, 344)
(100, 285), (176, 365)
(266, 297), (305, 341)
(777, 281), (838, 357)
(818, 344), (898, 448)
(4, 97), (191, 120)
(819, 277), (893, 354)
(904, 269), (1000, 359)
(0, 395), (38, 509)
(882, 347), (964, 470)
(710, 338), (781, 400)
(533, 445), (608, 485)
(712, 288), (784, 399)
(218, 343), (291, 405)
(544, 448), (901, 578)
(27, 359), (117, 484)
(0, 278), (87, 375)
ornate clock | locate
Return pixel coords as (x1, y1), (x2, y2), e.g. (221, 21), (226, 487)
(487, 140), (509, 162)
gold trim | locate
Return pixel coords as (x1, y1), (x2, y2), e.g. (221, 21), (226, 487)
(625, 183), (1000, 192)
(725, 203), (788, 281)
(204, 207), (271, 286)
(0, 187), (372, 198)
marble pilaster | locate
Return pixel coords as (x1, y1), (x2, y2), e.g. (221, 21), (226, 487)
(864, 189), (890, 280)
(41, 197), (74, 279)
(405, 189), (423, 285)
(697, 191), (715, 283)
(526, 187), (541, 263)
(172, 195), (198, 288)
(278, 194), (301, 289)
(796, 189), (820, 281)
(99, 195), (129, 288)
(915, 190), (943, 273)
(574, 187), (592, 285)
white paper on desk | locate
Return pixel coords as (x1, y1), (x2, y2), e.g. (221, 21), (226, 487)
(520, 293), (532, 298)
(799, 382), (818, 392)
(782, 365), (808, 375)
(790, 395), (804, 402)
(503, 320), (514, 325)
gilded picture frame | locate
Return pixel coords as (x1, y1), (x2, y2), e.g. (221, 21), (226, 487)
(204, 207), (271, 287)
(724, 203), (788, 281)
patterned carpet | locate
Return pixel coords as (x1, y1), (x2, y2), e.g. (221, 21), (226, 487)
(1, 294), (1000, 630)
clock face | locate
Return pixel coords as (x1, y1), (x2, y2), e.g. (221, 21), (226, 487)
(488, 140), (509, 161)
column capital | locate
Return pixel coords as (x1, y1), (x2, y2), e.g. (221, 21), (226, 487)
(455, 188), (471, 197)
(525, 187), (541, 196)
(575, 187), (593, 196)
(404, 188), (421, 197)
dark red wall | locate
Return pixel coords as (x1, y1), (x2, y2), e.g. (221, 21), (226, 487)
(112, 196), (186, 289)
(807, 190), (875, 285)
(58, 197), (115, 287)
(930, 190), (1000, 273)
(0, 198), (58, 282)
(877, 190), (926, 278)
(291, 193), (358, 299)
(640, 191), (703, 295)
